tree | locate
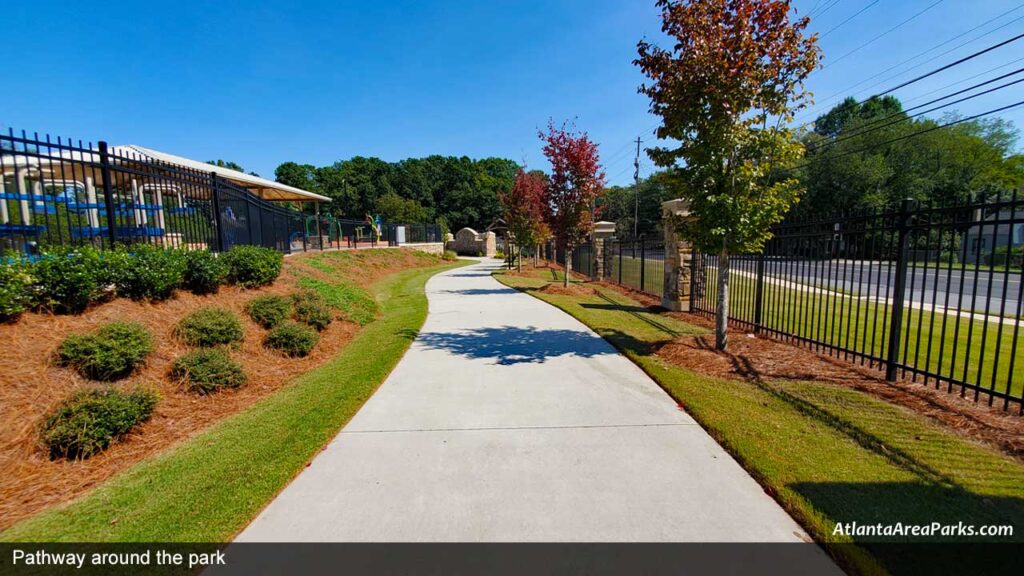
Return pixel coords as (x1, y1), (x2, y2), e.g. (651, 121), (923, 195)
(539, 120), (606, 287)
(375, 192), (429, 223)
(275, 162), (320, 194)
(636, 0), (820, 350)
(598, 172), (676, 237)
(500, 169), (546, 272)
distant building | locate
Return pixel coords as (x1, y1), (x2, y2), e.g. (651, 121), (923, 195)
(961, 208), (1024, 264)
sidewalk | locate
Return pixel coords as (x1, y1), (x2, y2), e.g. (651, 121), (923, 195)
(236, 260), (824, 543)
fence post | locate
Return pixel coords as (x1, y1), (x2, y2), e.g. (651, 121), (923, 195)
(209, 172), (225, 252)
(885, 198), (916, 381)
(618, 241), (623, 284)
(753, 250), (766, 333)
(97, 141), (118, 247)
(640, 235), (646, 291)
(315, 204), (323, 251)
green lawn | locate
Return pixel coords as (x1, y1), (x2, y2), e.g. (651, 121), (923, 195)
(496, 269), (1024, 576)
(0, 259), (467, 542)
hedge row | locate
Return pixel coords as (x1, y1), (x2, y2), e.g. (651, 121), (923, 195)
(0, 244), (283, 322)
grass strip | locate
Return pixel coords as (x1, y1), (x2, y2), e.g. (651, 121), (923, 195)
(1, 260), (466, 542)
(495, 269), (1024, 576)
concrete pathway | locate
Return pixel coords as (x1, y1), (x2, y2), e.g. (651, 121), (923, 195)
(237, 260), (823, 543)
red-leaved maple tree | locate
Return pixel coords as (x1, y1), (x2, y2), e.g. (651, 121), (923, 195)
(539, 120), (605, 287)
(499, 168), (547, 272)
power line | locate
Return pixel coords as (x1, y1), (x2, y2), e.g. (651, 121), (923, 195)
(824, 0), (946, 68)
(874, 32), (1024, 97)
(809, 0), (842, 19)
(795, 4), (1024, 125)
(807, 72), (1024, 152)
(819, 0), (880, 39)
(901, 55), (1024, 105)
(798, 99), (1024, 168)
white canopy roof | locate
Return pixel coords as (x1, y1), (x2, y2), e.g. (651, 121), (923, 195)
(1, 144), (330, 203)
(122, 145), (331, 203)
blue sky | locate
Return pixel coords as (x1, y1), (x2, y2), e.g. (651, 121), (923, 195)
(3, 1), (1022, 186)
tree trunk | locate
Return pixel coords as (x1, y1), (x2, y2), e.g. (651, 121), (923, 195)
(534, 245), (539, 267)
(564, 246), (572, 287)
(517, 244), (523, 272)
(716, 247), (729, 351)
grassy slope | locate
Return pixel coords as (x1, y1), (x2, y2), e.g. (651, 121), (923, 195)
(1, 259), (465, 542)
(496, 270), (1024, 576)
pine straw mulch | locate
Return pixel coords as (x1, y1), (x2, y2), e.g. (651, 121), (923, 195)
(0, 248), (440, 530)
(588, 280), (1024, 462)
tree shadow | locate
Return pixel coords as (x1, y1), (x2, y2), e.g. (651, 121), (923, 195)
(584, 292), (686, 339)
(440, 288), (518, 296)
(415, 325), (614, 365)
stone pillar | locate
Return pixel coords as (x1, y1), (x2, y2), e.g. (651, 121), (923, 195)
(661, 199), (693, 312)
(591, 221), (616, 281)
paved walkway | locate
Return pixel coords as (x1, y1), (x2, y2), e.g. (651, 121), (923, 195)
(237, 260), (821, 543)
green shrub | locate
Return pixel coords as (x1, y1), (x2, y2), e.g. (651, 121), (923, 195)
(176, 307), (244, 347)
(223, 245), (283, 288)
(245, 295), (292, 329)
(40, 387), (158, 459)
(56, 322), (154, 381)
(986, 246), (1023, 269)
(32, 246), (107, 314)
(264, 322), (319, 357)
(494, 250), (505, 260)
(291, 290), (333, 331)
(170, 349), (246, 394)
(109, 244), (187, 301)
(297, 276), (379, 325)
(0, 259), (33, 322)
(442, 250), (458, 262)
(183, 250), (229, 294)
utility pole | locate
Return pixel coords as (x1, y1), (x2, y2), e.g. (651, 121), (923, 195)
(633, 136), (642, 238)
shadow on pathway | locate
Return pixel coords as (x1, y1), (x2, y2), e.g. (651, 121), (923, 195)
(416, 325), (613, 365)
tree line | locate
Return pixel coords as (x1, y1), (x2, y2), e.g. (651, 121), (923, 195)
(272, 156), (519, 233)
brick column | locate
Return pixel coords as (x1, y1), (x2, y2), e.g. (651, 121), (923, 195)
(591, 221), (616, 281)
(661, 199), (693, 312)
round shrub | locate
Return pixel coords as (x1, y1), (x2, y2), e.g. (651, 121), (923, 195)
(264, 322), (319, 357)
(291, 290), (332, 331)
(32, 246), (106, 314)
(170, 349), (246, 394)
(245, 295), (292, 329)
(223, 245), (283, 288)
(183, 250), (229, 294)
(0, 259), (33, 322)
(56, 321), (154, 381)
(175, 307), (244, 347)
(109, 244), (187, 301)
(442, 250), (458, 262)
(41, 387), (158, 459)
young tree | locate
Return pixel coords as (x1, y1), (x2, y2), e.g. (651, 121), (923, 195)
(539, 120), (606, 287)
(500, 169), (546, 272)
(636, 0), (820, 350)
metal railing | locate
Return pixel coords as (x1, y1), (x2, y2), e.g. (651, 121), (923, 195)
(605, 236), (666, 297)
(691, 192), (1024, 413)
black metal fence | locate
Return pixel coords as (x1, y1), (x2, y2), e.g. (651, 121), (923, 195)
(604, 236), (666, 297)
(691, 192), (1024, 413)
(1, 129), (442, 256)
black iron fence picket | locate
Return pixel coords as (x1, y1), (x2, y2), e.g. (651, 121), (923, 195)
(604, 236), (666, 297)
(691, 192), (1024, 413)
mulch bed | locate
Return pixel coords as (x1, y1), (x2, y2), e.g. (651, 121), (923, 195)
(586, 279), (1024, 461)
(0, 249), (438, 530)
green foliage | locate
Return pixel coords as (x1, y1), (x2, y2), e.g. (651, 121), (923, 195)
(176, 307), (244, 347)
(598, 173), (677, 237)
(40, 387), (158, 459)
(986, 246), (1023, 269)
(375, 192), (429, 223)
(56, 322), (154, 381)
(297, 276), (379, 325)
(442, 250), (459, 261)
(32, 246), (107, 314)
(223, 245), (283, 288)
(291, 290), (333, 331)
(183, 250), (229, 294)
(275, 155), (518, 231)
(244, 295), (292, 329)
(108, 245), (187, 301)
(170, 349), (246, 394)
(0, 258), (33, 322)
(264, 322), (319, 357)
